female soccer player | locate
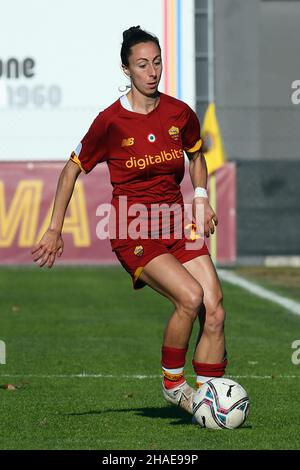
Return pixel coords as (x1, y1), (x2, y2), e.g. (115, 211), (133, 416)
(32, 26), (227, 415)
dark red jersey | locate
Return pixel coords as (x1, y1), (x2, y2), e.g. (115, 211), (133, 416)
(71, 92), (202, 205)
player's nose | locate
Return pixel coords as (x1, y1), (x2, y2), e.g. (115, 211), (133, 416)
(148, 65), (157, 78)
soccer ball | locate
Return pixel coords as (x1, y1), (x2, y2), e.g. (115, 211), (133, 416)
(193, 378), (250, 429)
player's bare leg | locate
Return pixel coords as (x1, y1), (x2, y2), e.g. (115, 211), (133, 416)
(139, 253), (203, 413)
(183, 254), (227, 389)
(139, 253), (204, 347)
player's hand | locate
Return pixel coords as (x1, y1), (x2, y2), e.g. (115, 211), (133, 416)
(31, 229), (64, 268)
(193, 197), (218, 237)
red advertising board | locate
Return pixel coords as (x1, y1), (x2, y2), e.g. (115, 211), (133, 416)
(0, 161), (236, 265)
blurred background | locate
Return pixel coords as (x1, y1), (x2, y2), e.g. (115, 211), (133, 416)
(195, 0), (300, 265)
(0, 0), (299, 267)
(1, 1), (300, 452)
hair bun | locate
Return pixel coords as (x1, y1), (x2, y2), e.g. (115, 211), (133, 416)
(123, 26), (141, 41)
(120, 26), (161, 66)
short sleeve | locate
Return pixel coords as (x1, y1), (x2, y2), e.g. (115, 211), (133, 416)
(70, 112), (108, 174)
(181, 106), (202, 154)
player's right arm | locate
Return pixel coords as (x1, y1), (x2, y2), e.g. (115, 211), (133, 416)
(31, 159), (81, 268)
(32, 110), (109, 268)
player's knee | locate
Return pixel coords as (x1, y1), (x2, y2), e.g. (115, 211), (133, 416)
(177, 284), (204, 321)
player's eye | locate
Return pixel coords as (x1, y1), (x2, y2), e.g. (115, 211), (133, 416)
(139, 64), (147, 68)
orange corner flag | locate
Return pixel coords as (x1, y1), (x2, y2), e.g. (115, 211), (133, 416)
(202, 102), (227, 175)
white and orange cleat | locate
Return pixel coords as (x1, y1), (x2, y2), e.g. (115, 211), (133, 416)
(162, 381), (195, 415)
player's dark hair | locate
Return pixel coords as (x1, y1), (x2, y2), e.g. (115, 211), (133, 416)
(121, 26), (161, 66)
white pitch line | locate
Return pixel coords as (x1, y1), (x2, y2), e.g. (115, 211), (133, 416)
(217, 269), (300, 317)
(0, 374), (159, 379)
(0, 374), (299, 380)
(3, 273), (299, 383)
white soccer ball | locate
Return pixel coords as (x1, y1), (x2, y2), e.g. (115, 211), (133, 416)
(193, 378), (250, 429)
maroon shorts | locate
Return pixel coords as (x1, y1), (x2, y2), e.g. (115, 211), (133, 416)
(111, 233), (209, 289)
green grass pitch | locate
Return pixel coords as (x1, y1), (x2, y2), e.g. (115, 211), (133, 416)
(0, 266), (300, 450)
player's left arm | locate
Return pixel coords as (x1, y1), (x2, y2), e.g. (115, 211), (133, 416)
(186, 150), (218, 237)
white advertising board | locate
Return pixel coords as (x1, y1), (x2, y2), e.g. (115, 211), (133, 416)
(0, 0), (195, 161)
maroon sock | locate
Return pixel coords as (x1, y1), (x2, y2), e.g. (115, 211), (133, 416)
(161, 346), (188, 390)
(192, 359), (228, 388)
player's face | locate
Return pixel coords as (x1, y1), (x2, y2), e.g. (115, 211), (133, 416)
(124, 42), (162, 96)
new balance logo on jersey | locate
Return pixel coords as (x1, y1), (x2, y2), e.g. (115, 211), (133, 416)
(122, 137), (135, 147)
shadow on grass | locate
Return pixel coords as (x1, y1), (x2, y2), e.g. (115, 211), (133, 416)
(62, 407), (252, 429)
(63, 406), (192, 425)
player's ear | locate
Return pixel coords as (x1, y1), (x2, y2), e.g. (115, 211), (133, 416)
(122, 64), (131, 78)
